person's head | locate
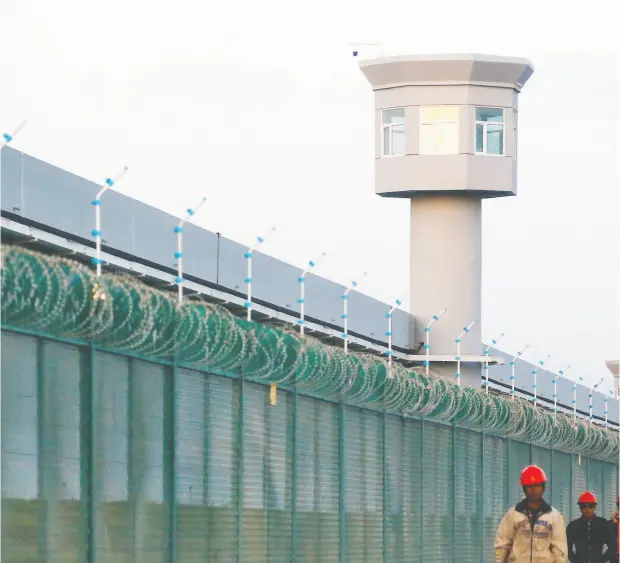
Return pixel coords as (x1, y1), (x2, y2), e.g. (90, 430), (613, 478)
(520, 465), (547, 504)
(578, 491), (597, 519)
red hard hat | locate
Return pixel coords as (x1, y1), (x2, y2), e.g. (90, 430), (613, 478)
(578, 491), (597, 504)
(520, 465), (547, 486)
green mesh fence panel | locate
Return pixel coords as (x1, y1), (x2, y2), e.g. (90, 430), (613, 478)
(130, 360), (167, 563)
(1, 332), (39, 563)
(572, 455), (589, 520)
(603, 463), (618, 519)
(93, 351), (132, 563)
(242, 382), (293, 562)
(482, 435), (509, 563)
(41, 340), (85, 563)
(403, 418), (423, 562)
(175, 367), (209, 562)
(176, 369), (237, 560)
(176, 371), (240, 561)
(206, 374), (240, 560)
(509, 440), (531, 505)
(588, 459), (605, 513)
(242, 382), (268, 561)
(551, 450), (572, 523)
(455, 427), (483, 561)
(422, 422), (453, 562)
(362, 409), (384, 563)
(264, 385), (293, 562)
(385, 415), (404, 562)
(344, 406), (384, 563)
(176, 367), (244, 562)
(2, 328), (619, 563)
(296, 396), (340, 563)
(532, 445), (553, 501)
(314, 399), (341, 563)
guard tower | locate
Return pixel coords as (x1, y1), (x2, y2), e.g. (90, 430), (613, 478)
(360, 54), (534, 387)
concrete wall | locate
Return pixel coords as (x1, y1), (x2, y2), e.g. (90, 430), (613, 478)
(1, 146), (617, 423)
(0, 147), (412, 350)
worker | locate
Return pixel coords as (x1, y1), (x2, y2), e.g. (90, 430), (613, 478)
(495, 465), (568, 562)
(566, 491), (614, 562)
(610, 497), (619, 562)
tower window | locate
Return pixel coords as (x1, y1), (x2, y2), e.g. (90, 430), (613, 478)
(381, 108), (405, 156)
(475, 107), (505, 155)
(419, 106), (460, 155)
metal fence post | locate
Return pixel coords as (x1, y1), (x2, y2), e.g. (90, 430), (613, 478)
(571, 454), (576, 520)
(480, 430), (485, 563)
(549, 447), (554, 509)
(127, 359), (137, 560)
(339, 401), (346, 563)
(507, 439), (512, 505)
(452, 423), (457, 563)
(36, 338), (47, 563)
(237, 373), (245, 563)
(291, 389), (298, 563)
(202, 375), (210, 527)
(164, 360), (177, 563)
(601, 461), (606, 518)
(80, 344), (96, 563)
(420, 419), (424, 560)
(383, 412), (388, 563)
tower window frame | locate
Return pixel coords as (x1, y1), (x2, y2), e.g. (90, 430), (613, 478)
(381, 108), (406, 157)
(475, 107), (505, 156)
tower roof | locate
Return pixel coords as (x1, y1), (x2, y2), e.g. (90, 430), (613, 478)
(360, 53), (534, 92)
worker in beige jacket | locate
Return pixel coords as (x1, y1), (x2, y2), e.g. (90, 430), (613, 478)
(495, 465), (568, 562)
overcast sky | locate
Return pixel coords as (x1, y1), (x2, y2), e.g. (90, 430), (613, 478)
(2, 0), (619, 389)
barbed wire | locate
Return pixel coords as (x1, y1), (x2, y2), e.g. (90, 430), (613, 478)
(1, 244), (617, 461)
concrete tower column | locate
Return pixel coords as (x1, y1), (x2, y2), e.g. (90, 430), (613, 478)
(359, 54), (534, 388)
(410, 194), (482, 355)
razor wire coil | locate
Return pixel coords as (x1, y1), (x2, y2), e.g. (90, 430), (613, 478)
(1, 244), (617, 462)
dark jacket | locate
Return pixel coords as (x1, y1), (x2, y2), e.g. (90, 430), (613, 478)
(609, 515), (619, 562)
(566, 515), (614, 563)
